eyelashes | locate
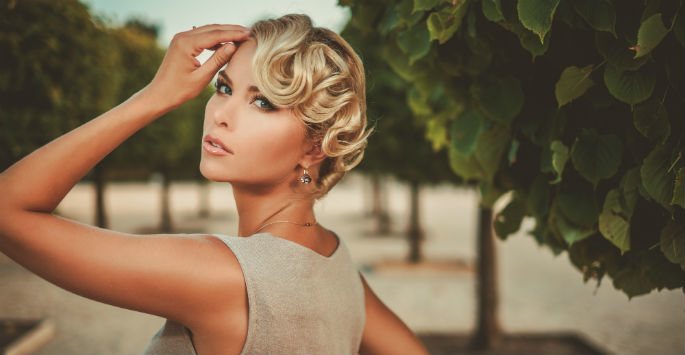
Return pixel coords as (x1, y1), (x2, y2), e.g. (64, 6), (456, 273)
(214, 79), (231, 95)
(251, 96), (275, 111)
(214, 79), (276, 112)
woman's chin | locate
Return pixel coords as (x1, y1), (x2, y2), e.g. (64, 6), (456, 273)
(199, 162), (230, 182)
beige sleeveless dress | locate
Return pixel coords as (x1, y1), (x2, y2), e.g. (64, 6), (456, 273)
(142, 232), (366, 355)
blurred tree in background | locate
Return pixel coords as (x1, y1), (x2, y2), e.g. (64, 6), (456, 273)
(0, 0), (212, 232)
(0, 0), (120, 171)
(343, 23), (464, 263)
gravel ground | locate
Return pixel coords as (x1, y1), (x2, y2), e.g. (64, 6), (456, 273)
(1, 172), (683, 355)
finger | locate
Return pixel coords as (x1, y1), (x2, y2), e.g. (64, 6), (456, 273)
(193, 29), (251, 51)
(197, 42), (238, 78)
(190, 24), (249, 34)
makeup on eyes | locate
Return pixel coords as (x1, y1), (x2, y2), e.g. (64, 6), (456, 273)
(214, 74), (276, 111)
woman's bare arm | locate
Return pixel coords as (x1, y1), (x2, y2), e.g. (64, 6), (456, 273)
(358, 272), (430, 355)
(0, 25), (250, 329)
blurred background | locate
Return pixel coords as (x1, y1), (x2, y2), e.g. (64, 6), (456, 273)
(1, 0), (684, 354)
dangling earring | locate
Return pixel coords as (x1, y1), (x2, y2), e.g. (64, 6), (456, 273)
(300, 167), (312, 184)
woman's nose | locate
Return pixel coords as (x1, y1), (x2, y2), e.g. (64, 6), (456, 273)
(212, 101), (235, 129)
(214, 115), (229, 128)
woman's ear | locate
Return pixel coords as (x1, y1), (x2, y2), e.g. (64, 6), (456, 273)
(300, 140), (327, 168)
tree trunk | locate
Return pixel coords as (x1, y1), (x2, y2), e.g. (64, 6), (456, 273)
(93, 164), (108, 228)
(198, 180), (210, 218)
(371, 174), (391, 235)
(407, 181), (423, 263)
(468, 206), (502, 350)
(159, 170), (173, 233)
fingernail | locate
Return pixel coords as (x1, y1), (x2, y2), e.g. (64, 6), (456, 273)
(223, 43), (235, 54)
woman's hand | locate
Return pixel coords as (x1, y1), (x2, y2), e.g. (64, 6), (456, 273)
(142, 24), (251, 111)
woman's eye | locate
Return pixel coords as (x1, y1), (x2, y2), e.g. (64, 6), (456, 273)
(214, 81), (232, 95)
(254, 97), (275, 111)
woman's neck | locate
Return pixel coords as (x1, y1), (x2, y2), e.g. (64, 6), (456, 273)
(231, 182), (316, 237)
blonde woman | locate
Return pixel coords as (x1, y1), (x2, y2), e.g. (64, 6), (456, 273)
(0, 14), (429, 355)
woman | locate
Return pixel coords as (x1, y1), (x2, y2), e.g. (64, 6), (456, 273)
(0, 14), (429, 355)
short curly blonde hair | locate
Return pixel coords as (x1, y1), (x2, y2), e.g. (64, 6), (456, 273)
(250, 14), (372, 199)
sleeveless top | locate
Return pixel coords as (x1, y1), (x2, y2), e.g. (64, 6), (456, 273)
(142, 232), (366, 355)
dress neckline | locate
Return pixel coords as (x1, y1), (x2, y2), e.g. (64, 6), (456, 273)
(256, 231), (341, 260)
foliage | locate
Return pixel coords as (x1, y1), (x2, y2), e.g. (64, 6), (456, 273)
(105, 20), (212, 180)
(340, 0), (685, 297)
(0, 2), (211, 181)
(342, 22), (457, 185)
(0, 0), (121, 169)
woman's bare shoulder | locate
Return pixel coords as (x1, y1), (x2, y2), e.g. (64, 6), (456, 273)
(187, 233), (248, 328)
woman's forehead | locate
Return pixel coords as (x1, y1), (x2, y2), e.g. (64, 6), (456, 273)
(222, 39), (256, 86)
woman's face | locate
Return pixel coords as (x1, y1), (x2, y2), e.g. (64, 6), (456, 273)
(200, 39), (309, 189)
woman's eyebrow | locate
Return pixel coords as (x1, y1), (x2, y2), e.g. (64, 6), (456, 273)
(218, 70), (261, 93)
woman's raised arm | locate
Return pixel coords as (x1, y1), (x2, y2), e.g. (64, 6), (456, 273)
(0, 25), (250, 329)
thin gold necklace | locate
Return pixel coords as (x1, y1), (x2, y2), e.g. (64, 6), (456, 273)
(254, 220), (318, 233)
(252, 200), (317, 234)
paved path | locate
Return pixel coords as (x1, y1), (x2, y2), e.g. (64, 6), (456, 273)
(1, 173), (682, 354)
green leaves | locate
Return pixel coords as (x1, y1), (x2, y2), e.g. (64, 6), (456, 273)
(633, 13), (670, 58)
(413, 0), (446, 12)
(603, 63), (656, 105)
(340, 0), (685, 297)
(673, 167), (685, 209)
(571, 129), (623, 188)
(494, 191), (527, 239)
(450, 108), (485, 154)
(482, 0), (504, 22)
(517, 0), (560, 44)
(527, 175), (551, 218)
(611, 259), (655, 299)
(640, 144), (676, 209)
(598, 189), (631, 254)
(383, 42), (422, 81)
(660, 221), (685, 268)
(555, 65), (595, 108)
(446, 120), (511, 183)
(550, 140), (568, 184)
(555, 211), (596, 246)
(397, 22), (432, 64)
(550, 183), (599, 247)
(509, 19), (551, 58)
(558, 185), (599, 227)
(470, 76), (524, 123)
(449, 145), (483, 180)
(674, 4), (685, 47)
(595, 32), (649, 71)
(571, 0), (616, 36)
(632, 99), (671, 144)
(427, 2), (468, 44)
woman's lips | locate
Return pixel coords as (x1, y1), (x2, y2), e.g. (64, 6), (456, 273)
(203, 141), (232, 155)
(203, 134), (233, 155)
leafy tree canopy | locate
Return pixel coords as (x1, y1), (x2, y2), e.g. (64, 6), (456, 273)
(340, 0), (685, 298)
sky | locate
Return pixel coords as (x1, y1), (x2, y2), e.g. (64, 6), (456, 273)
(80, 0), (351, 47)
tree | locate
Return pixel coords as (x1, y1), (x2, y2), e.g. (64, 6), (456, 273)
(0, 0), (121, 224)
(107, 20), (210, 233)
(342, 23), (463, 263)
(0, 0), (120, 166)
(340, 0), (685, 350)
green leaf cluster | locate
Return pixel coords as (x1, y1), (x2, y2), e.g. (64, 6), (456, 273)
(341, 0), (685, 298)
(1, 0), (210, 181)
